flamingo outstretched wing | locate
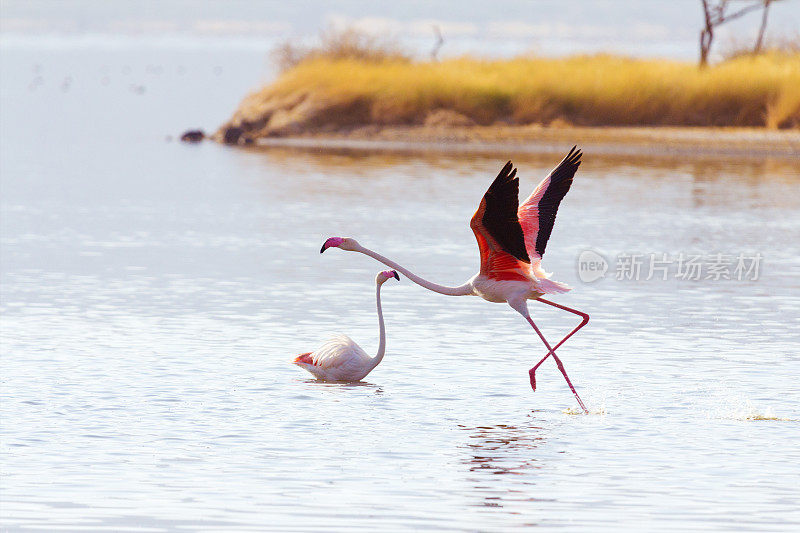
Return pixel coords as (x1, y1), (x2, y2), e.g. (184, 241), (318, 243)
(470, 161), (531, 280)
(518, 146), (581, 265)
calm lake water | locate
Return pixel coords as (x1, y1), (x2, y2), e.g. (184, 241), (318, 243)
(2, 45), (800, 532)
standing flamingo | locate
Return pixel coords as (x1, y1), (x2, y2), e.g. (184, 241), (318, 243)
(294, 270), (400, 382)
(320, 147), (590, 412)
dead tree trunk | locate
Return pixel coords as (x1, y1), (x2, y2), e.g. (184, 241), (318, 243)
(698, 0), (767, 67)
(431, 25), (444, 62)
(753, 0), (773, 54)
(700, 0), (715, 67)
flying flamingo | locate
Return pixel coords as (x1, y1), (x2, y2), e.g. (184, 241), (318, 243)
(320, 147), (590, 413)
(294, 270), (400, 382)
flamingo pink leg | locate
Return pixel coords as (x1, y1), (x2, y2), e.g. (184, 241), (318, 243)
(524, 309), (588, 414)
(528, 298), (590, 392)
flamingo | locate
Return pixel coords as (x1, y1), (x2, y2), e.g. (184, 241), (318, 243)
(294, 270), (400, 382)
(320, 147), (590, 413)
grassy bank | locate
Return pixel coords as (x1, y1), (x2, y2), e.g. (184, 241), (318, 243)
(218, 53), (800, 142)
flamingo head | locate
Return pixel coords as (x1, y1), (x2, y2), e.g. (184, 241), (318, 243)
(377, 270), (400, 284)
(320, 236), (359, 253)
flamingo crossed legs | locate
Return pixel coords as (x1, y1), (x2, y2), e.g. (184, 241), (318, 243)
(508, 295), (589, 414)
(529, 298), (590, 393)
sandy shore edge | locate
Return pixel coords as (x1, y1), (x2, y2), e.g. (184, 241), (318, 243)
(249, 126), (800, 159)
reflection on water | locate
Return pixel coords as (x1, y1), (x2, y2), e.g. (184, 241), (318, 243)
(462, 421), (545, 476)
(2, 47), (800, 531)
(248, 143), (800, 178)
(242, 144), (800, 215)
(460, 420), (552, 521)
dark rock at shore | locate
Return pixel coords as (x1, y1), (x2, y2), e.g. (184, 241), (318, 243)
(180, 129), (205, 143)
(222, 126), (244, 145)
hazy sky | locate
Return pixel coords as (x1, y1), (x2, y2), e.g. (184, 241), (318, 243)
(2, 0), (798, 59)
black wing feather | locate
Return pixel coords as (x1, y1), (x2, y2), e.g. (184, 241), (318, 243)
(482, 161), (531, 263)
(535, 146), (581, 257)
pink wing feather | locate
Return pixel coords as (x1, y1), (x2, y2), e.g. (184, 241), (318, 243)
(517, 146), (582, 272)
(518, 176), (550, 265)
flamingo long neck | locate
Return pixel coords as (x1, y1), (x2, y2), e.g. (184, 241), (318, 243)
(369, 282), (387, 371)
(354, 245), (473, 296)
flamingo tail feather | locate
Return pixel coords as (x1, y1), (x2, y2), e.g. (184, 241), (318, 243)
(534, 278), (571, 294)
(294, 352), (314, 365)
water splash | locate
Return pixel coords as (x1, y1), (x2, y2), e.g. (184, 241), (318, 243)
(563, 405), (606, 416)
(708, 397), (795, 422)
(562, 387), (611, 415)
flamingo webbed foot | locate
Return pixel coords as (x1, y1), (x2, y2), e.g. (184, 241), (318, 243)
(528, 367), (537, 391)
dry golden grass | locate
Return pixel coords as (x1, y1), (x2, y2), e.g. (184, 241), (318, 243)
(224, 53), (800, 137)
(271, 27), (409, 73)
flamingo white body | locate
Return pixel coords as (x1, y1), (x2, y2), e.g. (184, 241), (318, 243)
(469, 273), (568, 304)
(321, 147), (591, 412)
(294, 270), (399, 382)
(294, 334), (376, 382)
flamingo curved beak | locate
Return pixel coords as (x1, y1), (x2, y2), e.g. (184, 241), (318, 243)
(393, 271), (400, 281)
(320, 237), (344, 254)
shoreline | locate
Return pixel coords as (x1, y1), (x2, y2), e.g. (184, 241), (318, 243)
(248, 126), (800, 160)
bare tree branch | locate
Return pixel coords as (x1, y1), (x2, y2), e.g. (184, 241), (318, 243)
(699, 0), (769, 67)
(754, 0), (774, 54)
